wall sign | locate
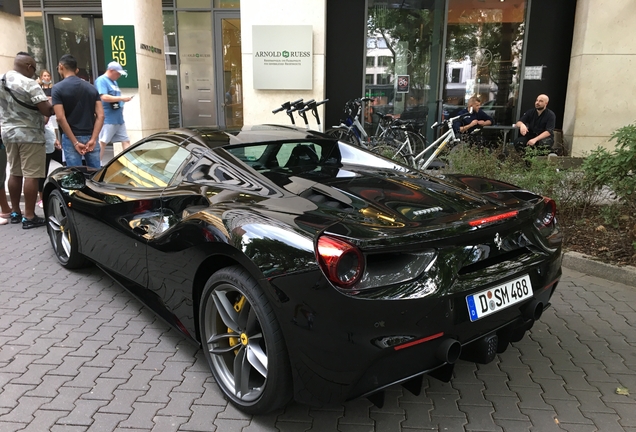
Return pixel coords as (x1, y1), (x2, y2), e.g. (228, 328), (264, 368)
(524, 65), (544, 81)
(252, 25), (313, 90)
(397, 75), (410, 93)
(140, 43), (162, 55)
(102, 25), (139, 88)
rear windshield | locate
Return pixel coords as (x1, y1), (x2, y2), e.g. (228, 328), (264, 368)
(224, 140), (407, 173)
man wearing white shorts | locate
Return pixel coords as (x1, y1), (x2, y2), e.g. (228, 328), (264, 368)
(95, 61), (132, 165)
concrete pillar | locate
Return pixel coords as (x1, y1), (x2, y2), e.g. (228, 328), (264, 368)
(563, 0), (636, 156)
(240, 0), (326, 126)
(101, 0), (168, 152)
(0, 4), (27, 73)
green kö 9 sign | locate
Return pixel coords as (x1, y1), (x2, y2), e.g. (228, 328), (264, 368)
(102, 25), (139, 88)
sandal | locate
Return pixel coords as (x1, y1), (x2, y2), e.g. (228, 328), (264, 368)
(22, 215), (47, 229)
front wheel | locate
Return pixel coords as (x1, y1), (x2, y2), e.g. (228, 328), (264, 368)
(46, 189), (88, 269)
(199, 266), (292, 414)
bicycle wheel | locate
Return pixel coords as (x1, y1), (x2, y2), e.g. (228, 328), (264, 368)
(392, 129), (427, 156)
(325, 127), (361, 146)
(371, 143), (411, 167)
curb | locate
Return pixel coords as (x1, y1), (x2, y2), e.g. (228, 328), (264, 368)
(563, 251), (636, 288)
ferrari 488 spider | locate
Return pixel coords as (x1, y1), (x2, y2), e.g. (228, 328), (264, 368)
(44, 125), (562, 413)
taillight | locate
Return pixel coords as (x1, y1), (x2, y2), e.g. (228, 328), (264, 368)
(535, 197), (556, 229)
(316, 235), (364, 289)
(468, 210), (518, 227)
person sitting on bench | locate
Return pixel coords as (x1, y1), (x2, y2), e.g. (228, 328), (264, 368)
(513, 94), (556, 154)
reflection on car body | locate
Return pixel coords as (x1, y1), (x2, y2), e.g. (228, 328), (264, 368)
(43, 125), (562, 414)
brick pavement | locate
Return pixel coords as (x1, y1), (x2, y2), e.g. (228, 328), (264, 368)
(0, 225), (635, 431)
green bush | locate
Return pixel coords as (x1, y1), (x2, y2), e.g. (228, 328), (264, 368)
(581, 123), (636, 215)
(438, 145), (599, 218)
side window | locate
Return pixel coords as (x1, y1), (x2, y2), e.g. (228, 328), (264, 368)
(100, 140), (190, 188)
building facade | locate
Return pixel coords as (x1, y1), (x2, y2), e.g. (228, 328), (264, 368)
(0, 0), (633, 156)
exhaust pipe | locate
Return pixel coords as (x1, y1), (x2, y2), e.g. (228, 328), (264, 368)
(436, 339), (461, 364)
(523, 300), (544, 321)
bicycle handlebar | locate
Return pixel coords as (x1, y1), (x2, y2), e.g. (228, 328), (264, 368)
(430, 112), (473, 129)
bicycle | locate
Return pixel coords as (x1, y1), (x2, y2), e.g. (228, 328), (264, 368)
(324, 97), (373, 147)
(374, 111), (472, 170)
(372, 111), (427, 156)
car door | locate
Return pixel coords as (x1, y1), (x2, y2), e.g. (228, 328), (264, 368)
(70, 137), (191, 288)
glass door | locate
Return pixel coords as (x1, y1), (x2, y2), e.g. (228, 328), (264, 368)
(443, 0), (527, 126)
(48, 14), (104, 83)
(214, 11), (242, 128)
(364, 0), (446, 143)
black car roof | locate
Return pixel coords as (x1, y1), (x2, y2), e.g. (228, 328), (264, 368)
(164, 125), (332, 151)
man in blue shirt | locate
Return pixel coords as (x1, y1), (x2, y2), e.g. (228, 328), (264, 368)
(453, 96), (494, 135)
(95, 61), (132, 165)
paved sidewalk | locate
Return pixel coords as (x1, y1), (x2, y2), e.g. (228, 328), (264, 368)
(0, 225), (635, 431)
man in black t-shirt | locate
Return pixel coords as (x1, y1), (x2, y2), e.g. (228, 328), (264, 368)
(52, 54), (104, 168)
(513, 94), (556, 154)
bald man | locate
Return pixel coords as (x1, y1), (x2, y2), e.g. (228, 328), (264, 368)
(0, 52), (54, 228)
(513, 94), (556, 154)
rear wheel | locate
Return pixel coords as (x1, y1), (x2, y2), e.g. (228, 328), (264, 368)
(199, 266), (292, 414)
(371, 143), (411, 167)
(325, 127), (361, 146)
(46, 189), (88, 269)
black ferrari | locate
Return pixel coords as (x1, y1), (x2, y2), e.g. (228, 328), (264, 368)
(43, 125), (562, 414)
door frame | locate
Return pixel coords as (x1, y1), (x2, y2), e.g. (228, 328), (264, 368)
(213, 10), (240, 128)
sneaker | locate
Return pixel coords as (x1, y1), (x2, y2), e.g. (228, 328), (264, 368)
(37, 200), (43, 209)
(10, 212), (22, 224)
(22, 215), (47, 229)
(0, 217), (7, 225)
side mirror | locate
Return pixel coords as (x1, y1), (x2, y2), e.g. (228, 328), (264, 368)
(60, 170), (86, 190)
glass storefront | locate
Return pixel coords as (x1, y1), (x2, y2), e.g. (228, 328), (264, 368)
(444, 0), (526, 126)
(365, 0), (446, 141)
(23, 0), (526, 132)
(365, 0), (527, 137)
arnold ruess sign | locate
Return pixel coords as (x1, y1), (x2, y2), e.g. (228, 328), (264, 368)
(252, 25), (313, 90)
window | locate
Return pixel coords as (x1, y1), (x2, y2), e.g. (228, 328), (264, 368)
(378, 56), (393, 68)
(365, 74), (374, 85)
(451, 68), (461, 83)
(444, 0), (527, 125)
(377, 74), (391, 85)
(366, 56), (376, 68)
(367, 38), (377, 49)
(24, 12), (47, 74)
(101, 140), (191, 188)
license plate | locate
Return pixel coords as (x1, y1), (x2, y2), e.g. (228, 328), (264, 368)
(466, 275), (533, 322)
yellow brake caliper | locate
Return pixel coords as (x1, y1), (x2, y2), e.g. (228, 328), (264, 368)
(228, 296), (246, 355)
